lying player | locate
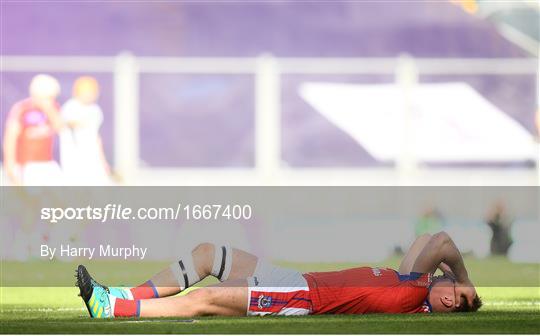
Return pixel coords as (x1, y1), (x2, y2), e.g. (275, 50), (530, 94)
(77, 231), (482, 318)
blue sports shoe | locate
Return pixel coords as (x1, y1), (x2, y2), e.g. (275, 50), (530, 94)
(76, 265), (113, 318)
(108, 287), (132, 299)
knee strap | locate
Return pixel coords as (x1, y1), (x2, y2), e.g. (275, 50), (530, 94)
(211, 245), (233, 281)
(170, 253), (200, 290)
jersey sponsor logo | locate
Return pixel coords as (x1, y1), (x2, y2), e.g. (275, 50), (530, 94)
(257, 295), (273, 309)
(23, 110), (47, 126)
(22, 110), (53, 139)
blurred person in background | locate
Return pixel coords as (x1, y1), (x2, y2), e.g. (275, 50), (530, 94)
(2, 74), (64, 259)
(60, 76), (111, 185)
(486, 201), (513, 256)
(3, 74), (64, 186)
(415, 207), (446, 237)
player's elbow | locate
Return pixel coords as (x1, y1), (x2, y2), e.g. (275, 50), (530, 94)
(416, 233), (432, 242)
(431, 231), (451, 247)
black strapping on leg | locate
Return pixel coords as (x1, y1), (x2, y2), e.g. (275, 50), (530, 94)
(217, 246), (226, 280)
(178, 260), (189, 289)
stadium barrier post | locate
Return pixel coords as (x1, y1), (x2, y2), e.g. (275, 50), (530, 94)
(395, 54), (419, 186)
(255, 54), (281, 185)
(114, 52), (140, 184)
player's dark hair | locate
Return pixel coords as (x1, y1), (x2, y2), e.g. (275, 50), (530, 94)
(456, 295), (483, 312)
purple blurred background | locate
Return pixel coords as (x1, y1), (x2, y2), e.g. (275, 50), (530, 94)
(1, 2), (535, 167)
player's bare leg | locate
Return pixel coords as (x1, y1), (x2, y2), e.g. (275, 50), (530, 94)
(109, 243), (258, 299)
(137, 279), (248, 317)
(77, 265), (248, 318)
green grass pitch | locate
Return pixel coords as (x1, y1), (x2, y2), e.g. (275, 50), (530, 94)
(1, 257), (539, 334)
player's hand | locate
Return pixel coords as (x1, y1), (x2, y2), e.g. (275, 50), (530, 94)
(5, 165), (22, 186)
(438, 262), (456, 279)
(454, 279), (476, 308)
(4, 160), (22, 186)
(110, 170), (124, 184)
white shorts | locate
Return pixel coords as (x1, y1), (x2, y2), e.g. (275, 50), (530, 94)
(247, 263), (312, 316)
(22, 161), (63, 186)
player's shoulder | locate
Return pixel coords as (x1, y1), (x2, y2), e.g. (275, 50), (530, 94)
(12, 97), (33, 110)
(8, 98), (33, 119)
(398, 271), (433, 288)
(394, 272), (432, 312)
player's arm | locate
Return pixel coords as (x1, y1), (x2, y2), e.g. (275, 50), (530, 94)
(96, 136), (111, 175)
(399, 234), (455, 277)
(411, 231), (476, 307)
(3, 108), (22, 185)
(399, 234), (431, 274)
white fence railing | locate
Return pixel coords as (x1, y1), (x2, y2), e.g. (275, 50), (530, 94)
(1, 54), (538, 186)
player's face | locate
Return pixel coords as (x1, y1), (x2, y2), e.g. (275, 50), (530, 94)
(428, 277), (462, 313)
